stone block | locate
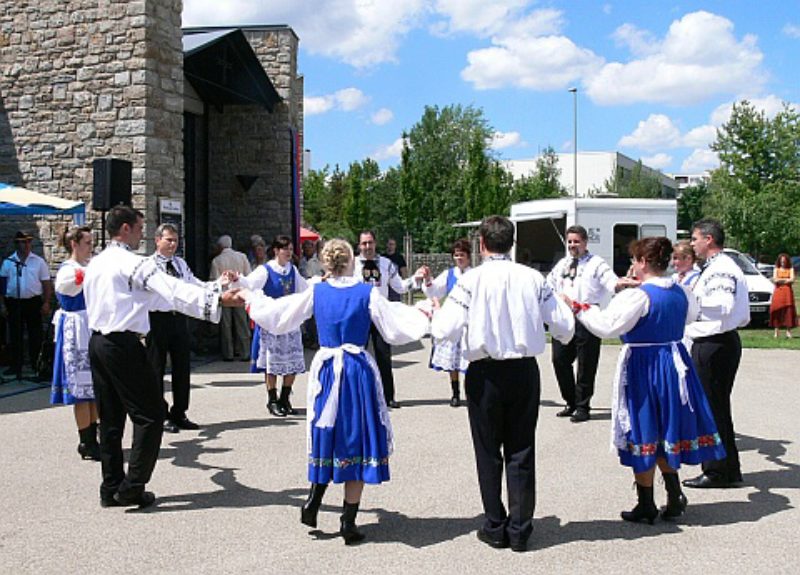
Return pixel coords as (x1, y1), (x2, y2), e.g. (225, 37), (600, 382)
(115, 119), (149, 137)
(18, 95), (35, 109)
(33, 166), (53, 180)
(76, 123), (96, 139)
(113, 71), (130, 86)
(97, 94), (113, 111)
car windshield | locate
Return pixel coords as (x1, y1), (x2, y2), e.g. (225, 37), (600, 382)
(724, 250), (760, 275)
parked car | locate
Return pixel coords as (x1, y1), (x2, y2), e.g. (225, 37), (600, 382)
(723, 248), (774, 326)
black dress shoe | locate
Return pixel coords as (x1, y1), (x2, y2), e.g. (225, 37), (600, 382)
(100, 497), (122, 508)
(449, 395), (460, 408)
(510, 540), (528, 553)
(570, 410), (590, 423)
(387, 400), (401, 409)
(112, 490), (156, 508)
(682, 473), (732, 489)
(476, 528), (509, 549)
(171, 416), (200, 430)
(163, 420), (180, 433)
(556, 406), (576, 418)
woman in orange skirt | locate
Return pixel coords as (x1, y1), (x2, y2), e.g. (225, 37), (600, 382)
(769, 253), (797, 338)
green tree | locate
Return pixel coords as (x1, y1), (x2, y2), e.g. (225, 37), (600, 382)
(706, 100), (800, 256)
(510, 146), (567, 203)
(400, 104), (500, 251)
(677, 180), (710, 231)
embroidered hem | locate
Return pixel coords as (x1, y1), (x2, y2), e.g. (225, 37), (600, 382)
(622, 432), (722, 457)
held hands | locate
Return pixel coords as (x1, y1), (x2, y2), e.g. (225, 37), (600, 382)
(413, 265), (431, 284)
(219, 270), (240, 288)
(220, 287), (247, 307)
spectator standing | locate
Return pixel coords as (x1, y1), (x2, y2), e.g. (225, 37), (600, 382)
(769, 253), (796, 338)
(210, 235), (252, 361)
(0, 230), (53, 379)
(384, 238), (408, 302)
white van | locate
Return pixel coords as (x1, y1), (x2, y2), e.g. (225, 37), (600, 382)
(509, 198), (677, 277)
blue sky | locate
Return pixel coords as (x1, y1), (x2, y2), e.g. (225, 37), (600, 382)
(184, 1), (799, 175)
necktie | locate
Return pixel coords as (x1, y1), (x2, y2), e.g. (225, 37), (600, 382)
(165, 260), (180, 278)
(568, 257), (578, 281)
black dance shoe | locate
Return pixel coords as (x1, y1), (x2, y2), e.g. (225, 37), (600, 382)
(163, 419), (180, 433)
(682, 473), (732, 489)
(171, 416), (200, 430)
(112, 490), (156, 509)
(387, 400), (401, 409)
(476, 528), (509, 549)
(340, 502), (366, 545)
(556, 405), (576, 418)
(621, 484), (658, 525)
(267, 400), (287, 417)
(570, 409), (590, 423)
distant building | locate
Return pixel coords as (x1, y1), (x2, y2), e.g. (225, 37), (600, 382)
(504, 151), (678, 199)
(668, 172), (711, 196)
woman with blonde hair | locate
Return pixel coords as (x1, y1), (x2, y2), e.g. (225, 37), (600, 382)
(50, 226), (100, 460)
(671, 240), (700, 289)
(242, 238), (429, 544)
(769, 253), (797, 338)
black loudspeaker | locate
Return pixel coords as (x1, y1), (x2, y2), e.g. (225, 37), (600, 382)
(92, 158), (132, 210)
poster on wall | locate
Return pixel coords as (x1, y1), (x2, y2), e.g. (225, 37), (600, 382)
(159, 198), (183, 257)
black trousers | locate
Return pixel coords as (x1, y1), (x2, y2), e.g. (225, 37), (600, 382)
(5, 296), (42, 373)
(369, 324), (395, 403)
(465, 356), (540, 547)
(692, 331), (743, 482)
(146, 311), (191, 420)
(89, 331), (165, 500)
(551, 322), (601, 410)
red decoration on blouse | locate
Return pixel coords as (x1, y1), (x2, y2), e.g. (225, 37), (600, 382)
(74, 268), (85, 286)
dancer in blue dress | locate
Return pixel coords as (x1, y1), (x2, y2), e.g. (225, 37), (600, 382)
(244, 239), (430, 544)
(421, 238), (471, 407)
(240, 235), (307, 416)
(568, 237), (725, 524)
(50, 226), (100, 461)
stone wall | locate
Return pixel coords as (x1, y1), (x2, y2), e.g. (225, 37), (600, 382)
(0, 0), (184, 266)
(206, 27), (303, 254)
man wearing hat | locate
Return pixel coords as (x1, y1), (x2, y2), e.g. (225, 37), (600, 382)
(0, 231), (53, 379)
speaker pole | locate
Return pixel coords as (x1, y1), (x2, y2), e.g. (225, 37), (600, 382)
(101, 210), (106, 249)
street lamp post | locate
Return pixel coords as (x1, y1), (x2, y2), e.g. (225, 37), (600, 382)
(568, 87), (578, 198)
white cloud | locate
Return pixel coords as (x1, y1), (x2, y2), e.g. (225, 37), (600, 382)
(371, 108), (394, 125)
(462, 33), (603, 91)
(431, 0), (535, 37)
(490, 131), (524, 150)
(682, 125), (718, 148)
(304, 88), (369, 116)
(618, 114), (681, 150)
(681, 149), (719, 172)
(602, 4), (613, 15)
(783, 23), (800, 38)
(586, 11), (765, 106)
(373, 138), (405, 161)
(611, 23), (658, 57)
(183, 0), (426, 68)
(641, 153), (672, 170)
(709, 95), (790, 126)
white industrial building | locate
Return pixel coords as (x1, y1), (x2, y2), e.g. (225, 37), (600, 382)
(504, 151), (678, 199)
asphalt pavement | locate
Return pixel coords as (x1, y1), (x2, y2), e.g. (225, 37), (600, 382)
(1, 339), (797, 574)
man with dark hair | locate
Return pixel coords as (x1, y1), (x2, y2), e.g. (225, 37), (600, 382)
(1, 231), (53, 379)
(84, 205), (241, 508)
(683, 218), (749, 488)
(432, 215), (574, 552)
(146, 223), (214, 433)
(354, 229), (417, 408)
(546, 224), (620, 423)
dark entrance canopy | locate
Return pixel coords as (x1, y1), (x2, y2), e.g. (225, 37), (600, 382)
(183, 29), (281, 111)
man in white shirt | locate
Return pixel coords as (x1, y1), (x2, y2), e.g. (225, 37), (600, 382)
(431, 215), (574, 553)
(353, 230), (416, 408)
(210, 235), (252, 361)
(546, 225), (620, 423)
(0, 231), (53, 379)
(146, 223), (210, 433)
(84, 206), (240, 508)
(683, 218), (750, 489)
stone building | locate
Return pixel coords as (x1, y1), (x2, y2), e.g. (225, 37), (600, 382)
(0, 1), (303, 279)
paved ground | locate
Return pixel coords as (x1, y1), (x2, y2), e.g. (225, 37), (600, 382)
(1, 339), (798, 574)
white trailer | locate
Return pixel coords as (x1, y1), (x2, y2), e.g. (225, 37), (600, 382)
(509, 198), (677, 277)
